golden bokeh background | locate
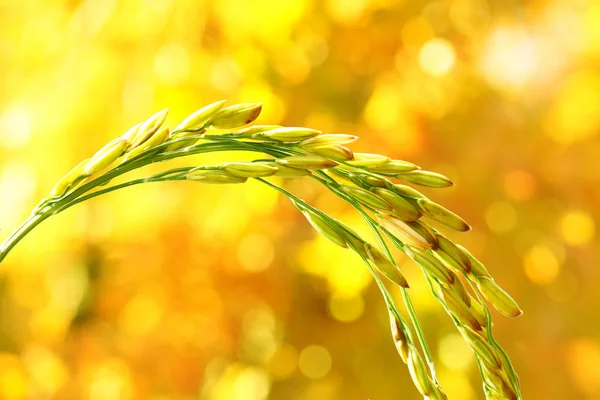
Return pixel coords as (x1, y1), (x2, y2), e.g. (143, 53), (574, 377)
(1, 0), (599, 399)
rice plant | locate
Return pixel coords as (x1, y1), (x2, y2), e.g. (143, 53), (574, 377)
(0, 101), (523, 399)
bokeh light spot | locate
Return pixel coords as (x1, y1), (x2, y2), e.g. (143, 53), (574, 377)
(214, 0), (305, 45)
(559, 211), (595, 246)
(328, 293), (364, 323)
(119, 294), (163, 337)
(299, 345), (332, 379)
(24, 347), (68, 395)
(267, 345), (298, 380)
(479, 26), (539, 91)
(449, 0), (490, 36)
(503, 170), (536, 201)
(274, 46), (311, 84)
(299, 236), (371, 297)
(325, 0), (368, 25)
(438, 333), (473, 370)
(523, 245), (560, 285)
(363, 82), (420, 153)
(545, 270), (578, 304)
(585, 3), (600, 56)
(232, 367), (270, 400)
(0, 161), (38, 227)
(0, 105), (32, 149)
(485, 201), (517, 234)
(439, 370), (476, 400)
(237, 233), (275, 272)
(546, 70), (600, 144)
(418, 38), (456, 77)
(210, 57), (244, 92)
(88, 360), (133, 400)
(153, 43), (190, 86)
(364, 83), (401, 131)
(0, 354), (27, 399)
(401, 18), (434, 49)
(422, 2), (450, 34)
(242, 306), (277, 363)
(566, 339), (600, 395)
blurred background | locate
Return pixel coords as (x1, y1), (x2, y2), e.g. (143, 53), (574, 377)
(1, 0), (599, 399)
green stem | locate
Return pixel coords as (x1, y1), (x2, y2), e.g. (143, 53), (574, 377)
(0, 212), (52, 263)
(0, 140), (283, 263)
(254, 178), (406, 324)
(310, 174), (440, 384)
(57, 173), (191, 213)
(465, 277), (522, 398)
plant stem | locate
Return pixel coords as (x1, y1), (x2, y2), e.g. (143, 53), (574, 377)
(0, 211), (52, 263)
(0, 139), (283, 263)
(310, 173), (440, 384)
(255, 178), (407, 326)
(57, 173), (191, 212)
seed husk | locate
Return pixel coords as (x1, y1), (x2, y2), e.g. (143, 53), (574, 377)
(397, 170), (453, 188)
(234, 124), (281, 135)
(377, 215), (432, 250)
(371, 188), (422, 221)
(434, 248), (470, 275)
(83, 138), (128, 177)
(340, 186), (392, 211)
(418, 198), (471, 232)
(469, 296), (488, 328)
(409, 248), (455, 286)
(345, 152), (391, 167)
(391, 184), (428, 200)
(436, 283), (481, 331)
(456, 244), (492, 278)
(174, 100), (226, 131)
(326, 168), (355, 185)
(477, 277), (523, 318)
(253, 127), (321, 142)
(187, 170), (247, 184)
(367, 160), (420, 173)
(121, 122), (142, 142)
(436, 236), (471, 273)
(407, 345), (432, 396)
(406, 220), (439, 249)
(345, 235), (368, 257)
(459, 326), (501, 368)
(163, 128), (206, 152)
(449, 274), (471, 306)
(363, 175), (388, 188)
(210, 102), (262, 129)
(267, 162), (312, 177)
(299, 133), (359, 149)
(481, 364), (518, 400)
(296, 205), (347, 248)
(311, 145), (354, 161)
(222, 162), (279, 177)
(428, 385), (449, 400)
(334, 220), (367, 257)
(122, 126), (170, 162)
(50, 158), (91, 197)
(276, 155), (338, 170)
(486, 392), (513, 400)
(128, 108), (169, 149)
(389, 312), (410, 363)
(365, 243), (409, 287)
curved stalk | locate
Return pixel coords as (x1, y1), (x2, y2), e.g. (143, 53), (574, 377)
(307, 172), (441, 386)
(0, 102), (523, 399)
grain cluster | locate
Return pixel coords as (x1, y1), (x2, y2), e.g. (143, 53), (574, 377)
(0, 101), (523, 400)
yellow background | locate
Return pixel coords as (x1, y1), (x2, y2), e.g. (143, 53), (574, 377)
(1, 0), (599, 399)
